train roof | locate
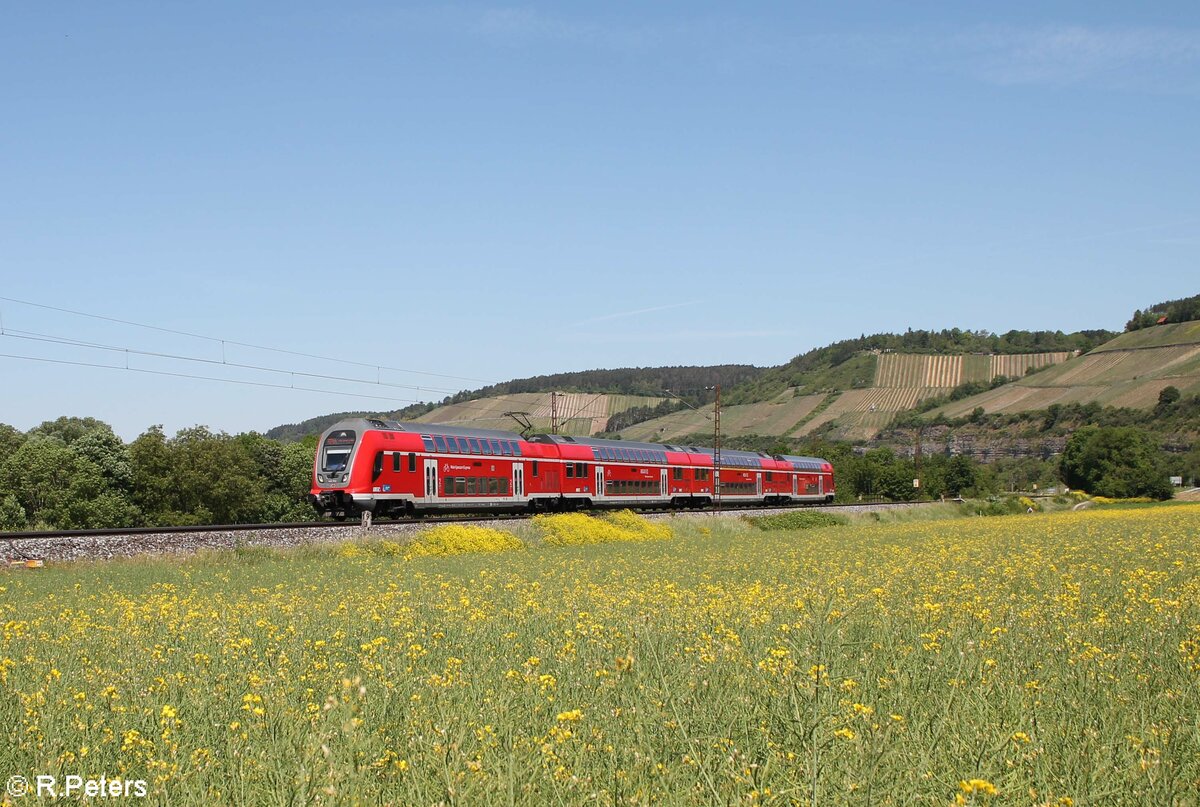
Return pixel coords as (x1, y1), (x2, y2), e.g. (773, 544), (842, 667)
(324, 420), (830, 469)
(325, 418), (526, 441)
(528, 434), (680, 452)
(778, 454), (830, 471)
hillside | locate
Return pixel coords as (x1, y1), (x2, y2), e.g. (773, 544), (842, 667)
(413, 392), (667, 436)
(617, 350), (1078, 443)
(932, 321), (1200, 419)
(266, 365), (757, 442)
(267, 328), (1118, 442)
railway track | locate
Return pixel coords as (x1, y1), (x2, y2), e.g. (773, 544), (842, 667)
(0, 500), (930, 563)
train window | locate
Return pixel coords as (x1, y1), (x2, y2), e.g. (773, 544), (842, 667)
(512, 442), (522, 456)
(434, 436), (448, 452)
(372, 452), (383, 481)
(498, 478), (509, 495)
(443, 478), (452, 496)
(454, 437), (467, 453)
(575, 462), (585, 477)
(766, 472), (773, 482)
(531, 461), (539, 477)
(392, 453), (401, 472)
(481, 440), (492, 455)
(469, 438), (482, 454)
(455, 478), (467, 495)
(421, 436), (435, 452)
(487, 478), (498, 495)
(409, 453), (416, 472)
(466, 477), (476, 495)
(605, 480), (614, 495)
(565, 464), (574, 478)
(673, 467), (683, 480)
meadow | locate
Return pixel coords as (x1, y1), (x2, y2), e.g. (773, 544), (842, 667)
(1, 505), (1198, 805)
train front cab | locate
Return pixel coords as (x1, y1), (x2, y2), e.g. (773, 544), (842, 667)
(309, 424), (366, 519)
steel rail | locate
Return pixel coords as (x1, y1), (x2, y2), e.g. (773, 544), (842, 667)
(0, 500), (926, 543)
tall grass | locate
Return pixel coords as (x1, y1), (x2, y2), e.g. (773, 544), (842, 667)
(1, 507), (1197, 803)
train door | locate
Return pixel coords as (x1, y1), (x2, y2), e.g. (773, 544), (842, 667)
(792, 473), (798, 497)
(817, 474), (823, 497)
(513, 463), (524, 500)
(660, 468), (667, 497)
(756, 473), (762, 496)
(423, 459), (439, 504)
(595, 466), (604, 500)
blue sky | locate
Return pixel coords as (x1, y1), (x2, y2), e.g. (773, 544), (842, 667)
(2, 2), (1197, 440)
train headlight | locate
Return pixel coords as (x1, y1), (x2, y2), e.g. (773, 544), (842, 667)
(317, 474), (326, 483)
(340, 474), (348, 482)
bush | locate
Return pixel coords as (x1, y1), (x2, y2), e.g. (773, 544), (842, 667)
(745, 511), (847, 531)
(533, 511), (672, 546)
(0, 494), (27, 531)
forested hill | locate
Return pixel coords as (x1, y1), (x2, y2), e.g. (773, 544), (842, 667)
(266, 402), (436, 444)
(724, 328), (1116, 404)
(443, 365), (765, 404)
(265, 365), (765, 442)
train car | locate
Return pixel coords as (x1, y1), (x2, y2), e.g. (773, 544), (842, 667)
(310, 418), (545, 518)
(528, 435), (712, 508)
(309, 418), (835, 518)
(779, 454), (836, 503)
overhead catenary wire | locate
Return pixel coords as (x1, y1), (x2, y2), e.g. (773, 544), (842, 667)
(0, 295), (489, 383)
(0, 352), (422, 405)
(0, 329), (461, 395)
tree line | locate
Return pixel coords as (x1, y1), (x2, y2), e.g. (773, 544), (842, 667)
(1126, 292), (1200, 332)
(0, 417), (316, 531)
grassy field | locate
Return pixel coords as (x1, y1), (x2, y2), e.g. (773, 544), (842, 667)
(2, 507), (1198, 804)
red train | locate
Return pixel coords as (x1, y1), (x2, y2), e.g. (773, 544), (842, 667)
(309, 418), (834, 519)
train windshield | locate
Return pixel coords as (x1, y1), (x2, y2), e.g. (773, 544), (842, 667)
(321, 430), (357, 473)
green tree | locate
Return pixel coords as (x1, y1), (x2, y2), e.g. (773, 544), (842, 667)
(0, 493), (26, 530)
(128, 426), (178, 525)
(0, 423), (25, 466)
(1060, 426), (1173, 500)
(129, 426), (268, 525)
(1155, 385), (1181, 415)
(0, 436), (136, 529)
(943, 455), (978, 496)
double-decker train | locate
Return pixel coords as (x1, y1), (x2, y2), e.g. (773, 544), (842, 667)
(309, 418), (834, 519)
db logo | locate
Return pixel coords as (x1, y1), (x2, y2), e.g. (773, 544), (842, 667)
(442, 463), (450, 472)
